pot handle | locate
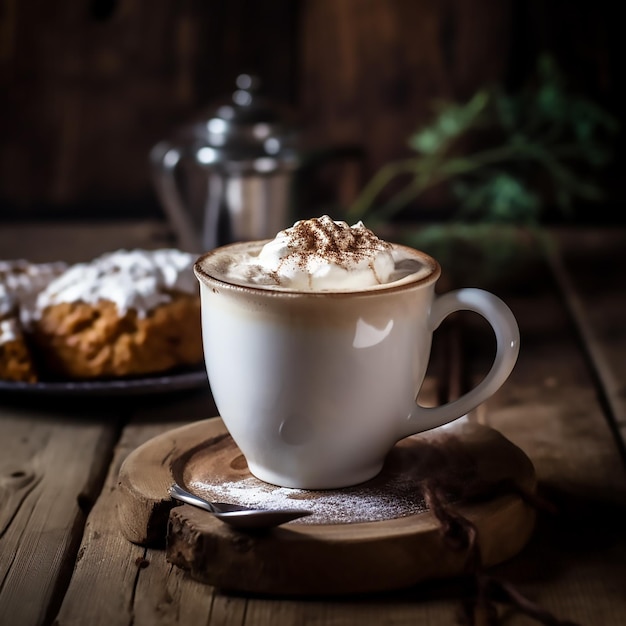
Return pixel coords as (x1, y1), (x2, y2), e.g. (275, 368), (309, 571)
(402, 288), (520, 437)
(149, 141), (201, 252)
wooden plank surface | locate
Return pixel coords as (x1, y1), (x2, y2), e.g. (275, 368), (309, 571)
(0, 0), (298, 218)
(0, 220), (174, 263)
(53, 391), (218, 626)
(0, 401), (121, 626)
(549, 229), (626, 456)
(2, 1), (624, 224)
(55, 376), (478, 626)
(2, 224), (626, 625)
(0, 220), (174, 626)
(459, 230), (626, 625)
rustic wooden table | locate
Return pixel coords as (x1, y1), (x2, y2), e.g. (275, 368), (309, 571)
(1, 220), (625, 626)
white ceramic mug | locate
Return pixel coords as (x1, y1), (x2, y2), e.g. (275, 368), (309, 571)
(194, 242), (519, 489)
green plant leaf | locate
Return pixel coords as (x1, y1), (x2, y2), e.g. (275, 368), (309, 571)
(349, 51), (620, 228)
(453, 174), (542, 224)
(408, 91), (490, 155)
(494, 89), (522, 131)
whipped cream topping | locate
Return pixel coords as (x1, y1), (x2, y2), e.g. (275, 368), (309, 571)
(31, 249), (197, 320)
(229, 216), (396, 291)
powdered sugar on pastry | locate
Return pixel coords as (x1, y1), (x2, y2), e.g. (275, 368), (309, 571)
(0, 259), (68, 320)
(32, 249), (197, 320)
(1, 260), (68, 345)
(0, 284), (14, 319)
(0, 259), (68, 298)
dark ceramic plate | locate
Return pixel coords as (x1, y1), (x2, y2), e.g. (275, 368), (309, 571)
(0, 368), (208, 397)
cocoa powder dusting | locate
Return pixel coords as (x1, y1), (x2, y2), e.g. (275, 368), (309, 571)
(282, 217), (391, 272)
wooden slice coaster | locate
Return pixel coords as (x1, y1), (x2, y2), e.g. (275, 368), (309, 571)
(117, 417), (536, 596)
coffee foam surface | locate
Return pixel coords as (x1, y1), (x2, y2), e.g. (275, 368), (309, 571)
(200, 216), (435, 292)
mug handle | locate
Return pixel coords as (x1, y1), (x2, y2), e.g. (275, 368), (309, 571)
(402, 288), (520, 437)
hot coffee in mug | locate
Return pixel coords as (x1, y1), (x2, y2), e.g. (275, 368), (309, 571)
(194, 216), (519, 489)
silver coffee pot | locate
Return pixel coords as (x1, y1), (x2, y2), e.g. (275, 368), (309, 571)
(150, 74), (306, 252)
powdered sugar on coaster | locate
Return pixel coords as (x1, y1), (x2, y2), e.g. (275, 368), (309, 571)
(189, 468), (429, 525)
(181, 431), (480, 526)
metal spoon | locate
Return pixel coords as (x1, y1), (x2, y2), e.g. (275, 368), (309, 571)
(168, 482), (312, 530)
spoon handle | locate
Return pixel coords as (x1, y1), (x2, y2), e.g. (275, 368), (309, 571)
(169, 483), (219, 514)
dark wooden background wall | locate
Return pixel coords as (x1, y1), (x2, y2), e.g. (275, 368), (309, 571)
(0, 0), (623, 223)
